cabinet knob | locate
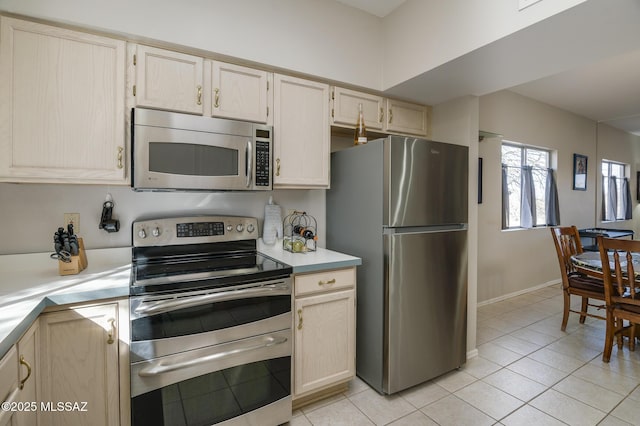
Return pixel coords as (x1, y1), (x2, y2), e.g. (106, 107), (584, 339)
(196, 85), (202, 105)
(318, 278), (336, 286)
(388, 108), (393, 124)
(214, 88), (220, 108)
(19, 355), (32, 390)
(276, 158), (281, 177)
(107, 317), (116, 344)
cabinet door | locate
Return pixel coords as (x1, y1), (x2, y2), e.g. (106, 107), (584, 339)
(16, 322), (38, 426)
(134, 45), (204, 114)
(385, 98), (428, 137)
(331, 87), (384, 131)
(0, 17), (126, 183)
(211, 61), (271, 123)
(39, 304), (119, 426)
(273, 74), (330, 188)
(0, 347), (18, 426)
(294, 289), (355, 397)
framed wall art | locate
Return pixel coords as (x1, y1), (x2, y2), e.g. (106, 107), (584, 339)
(573, 153), (587, 191)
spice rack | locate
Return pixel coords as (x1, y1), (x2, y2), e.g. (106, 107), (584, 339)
(283, 211), (318, 253)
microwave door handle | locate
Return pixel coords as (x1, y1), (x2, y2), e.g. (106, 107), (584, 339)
(246, 140), (253, 188)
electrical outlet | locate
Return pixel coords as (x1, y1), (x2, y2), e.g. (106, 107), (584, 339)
(64, 213), (80, 233)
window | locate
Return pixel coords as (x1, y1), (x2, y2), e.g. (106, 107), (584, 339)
(501, 143), (558, 229)
(602, 160), (630, 221)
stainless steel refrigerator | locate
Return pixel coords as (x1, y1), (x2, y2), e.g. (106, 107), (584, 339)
(326, 136), (468, 394)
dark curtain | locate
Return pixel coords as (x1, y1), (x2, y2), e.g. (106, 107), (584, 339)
(623, 177), (633, 220)
(545, 168), (560, 225)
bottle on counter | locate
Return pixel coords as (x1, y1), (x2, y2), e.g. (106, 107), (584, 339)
(354, 103), (367, 145)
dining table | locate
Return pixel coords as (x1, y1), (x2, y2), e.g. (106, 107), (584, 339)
(571, 251), (640, 279)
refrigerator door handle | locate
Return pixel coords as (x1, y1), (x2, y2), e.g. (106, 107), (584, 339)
(383, 224), (467, 235)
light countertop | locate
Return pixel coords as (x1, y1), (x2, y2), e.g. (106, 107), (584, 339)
(257, 240), (361, 274)
(0, 242), (360, 358)
(0, 247), (131, 359)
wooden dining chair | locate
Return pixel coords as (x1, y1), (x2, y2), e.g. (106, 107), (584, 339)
(550, 226), (606, 331)
(597, 235), (640, 362)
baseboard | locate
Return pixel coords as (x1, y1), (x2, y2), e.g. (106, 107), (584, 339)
(477, 279), (561, 307)
(466, 348), (479, 360)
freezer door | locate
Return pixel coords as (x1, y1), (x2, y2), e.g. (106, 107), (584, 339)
(385, 137), (468, 227)
(384, 228), (467, 394)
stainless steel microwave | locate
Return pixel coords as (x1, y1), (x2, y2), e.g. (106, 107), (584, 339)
(132, 108), (272, 191)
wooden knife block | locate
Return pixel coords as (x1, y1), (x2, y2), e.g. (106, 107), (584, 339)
(58, 238), (88, 276)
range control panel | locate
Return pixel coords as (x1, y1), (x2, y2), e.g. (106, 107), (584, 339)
(132, 216), (258, 247)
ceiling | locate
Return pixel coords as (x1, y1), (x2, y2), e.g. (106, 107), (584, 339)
(334, 0), (406, 18)
(336, 0), (640, 136)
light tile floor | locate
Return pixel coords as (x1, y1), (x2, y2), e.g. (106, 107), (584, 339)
(288, 284), (640, 425)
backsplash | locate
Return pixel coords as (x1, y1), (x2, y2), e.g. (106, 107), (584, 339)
(0, 183), (325, 255)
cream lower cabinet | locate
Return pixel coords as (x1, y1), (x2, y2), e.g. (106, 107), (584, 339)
(293, 267), (356, 400)
(16, 322), (39, 426)
(0, 347), (19, 426)
(39, 303), (120, 426)
(0, 17), (126, 184)
(0, 322), (39, 426)
(273, 74), (330, 188)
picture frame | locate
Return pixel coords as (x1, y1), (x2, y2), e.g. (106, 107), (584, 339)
(478, 157), (483, 204)
(573, 153), (587, 191)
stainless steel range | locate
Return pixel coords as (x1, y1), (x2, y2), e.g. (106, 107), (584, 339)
(129, 216), (293, 426)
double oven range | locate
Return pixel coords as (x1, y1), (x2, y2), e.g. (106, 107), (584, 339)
(129, 216), (293, 426)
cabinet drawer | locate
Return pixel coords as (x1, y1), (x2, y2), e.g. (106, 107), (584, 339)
(295, 267), (355, 296)
(0, 346), (17, 403)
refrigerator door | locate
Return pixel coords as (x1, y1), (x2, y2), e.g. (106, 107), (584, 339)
(384, 137), (468, 227)
(384, 228), (467, 394)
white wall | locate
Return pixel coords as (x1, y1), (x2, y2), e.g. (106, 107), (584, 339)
(431, 95), (480, 356)
(0, 0), (383, 89)
(381, 0), (588, 89)
(0, 184), (325, 255)
(596, 123), (640, 235)
(478, 90), (598, 303)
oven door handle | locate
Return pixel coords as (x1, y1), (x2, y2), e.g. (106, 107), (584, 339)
(138, 334), (288, 376)
(133, 282), (290, 316)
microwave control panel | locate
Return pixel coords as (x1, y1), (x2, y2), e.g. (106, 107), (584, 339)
(255, 140), (270, 187)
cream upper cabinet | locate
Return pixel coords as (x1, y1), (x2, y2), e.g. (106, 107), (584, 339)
(331, 87), (384, 131)
(133, 44), (204, 114)
(209, 60), (271, 124)
(39, 303), (119, 426)
(293, 267), (356, 399)
(0, 17), (126, 184)
(385, 98), (428, 137)
(273, 74), (330, 188)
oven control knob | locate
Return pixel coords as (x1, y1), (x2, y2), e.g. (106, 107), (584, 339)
(152, 227), (161, 237)
(226, 225), (233, 232)
(236, 224), (244, 232)
(247, 223), (255, 233)
(138, 229), (147, 239)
